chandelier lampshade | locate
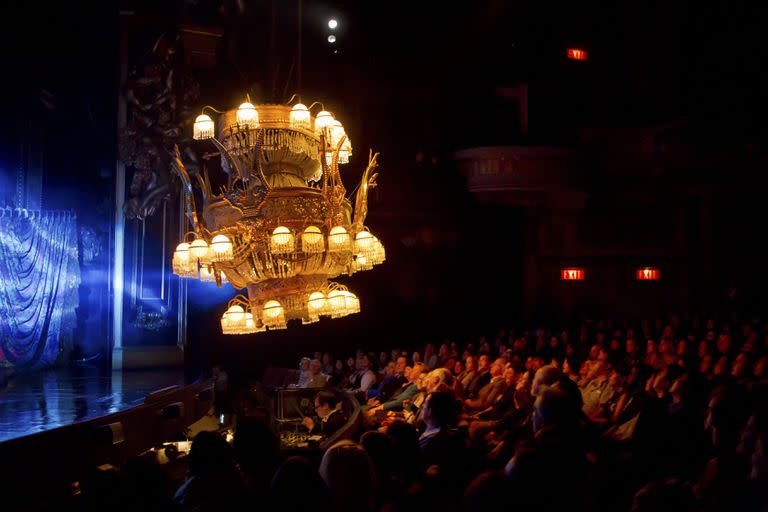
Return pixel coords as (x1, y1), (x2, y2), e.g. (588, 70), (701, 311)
(301, 226), (325, 253)
(190, 238), (209, 260)
(371, 237), (386, 265)
(193, 114), (215, 140)
(327, 290), (346, 318)
(290, 103), (311, 129)
(328, 226), (351, 253)
(263, 300), (287, 329)
(172, 242), (198, 277)
(343, 291), (360, 315)
(270, 227), (295, 254)
(307, 291), (329, 319)
(236, 102), (259, 128)
(314, 111), (334, 136)
(354, 231), (374, 253)
(174, 95), (385, 335)
(210, 234), (234, 262)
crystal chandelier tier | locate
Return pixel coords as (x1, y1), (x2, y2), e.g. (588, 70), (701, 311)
(171, 99), (384, 334)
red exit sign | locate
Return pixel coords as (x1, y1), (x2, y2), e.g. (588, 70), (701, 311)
(561, 268), (585, 281)
(567, 48), (588, 61)
(636, 268), (661, 280)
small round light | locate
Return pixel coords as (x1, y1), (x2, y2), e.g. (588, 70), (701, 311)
(237, 101), (259, 128)
(308, 292), (327, 313)
(314, 111), (335, 135)
(270, 226), (295, 254)
(263, 300), (283, 319)
(174, 242), (190, 261)
(193, 114), (214, 140)
(327, 35), (337, 44)
(328, 19), (338, 29)
(211, 234), (232, 253)
(190, 238), (209, 259)
(226, 304), (245, 323)
(290, 103), (311, 129)
(301, 226), (324, 253)
(354, 231), (374, 251)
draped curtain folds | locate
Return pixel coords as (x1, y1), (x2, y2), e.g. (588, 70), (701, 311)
(0, 209), (80, 368)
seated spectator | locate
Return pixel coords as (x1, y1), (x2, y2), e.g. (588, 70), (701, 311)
(173, 431), (245, 511)
(464, 358), (506, 412)
(367, 356), (407, 402)
(467, 354), (491, 399)
(368, 363), (427, 416)
(292, 357), (312, 388)
(319, 440), (377, 512)
(270, 456), (330, 512)
(302, 390), (349, 438)
(350, 354), (377, 394)
(420, 391), (466, 485)
(303, 359), (328, 388)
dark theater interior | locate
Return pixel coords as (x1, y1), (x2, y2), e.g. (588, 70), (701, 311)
(0, 1), (766, 510)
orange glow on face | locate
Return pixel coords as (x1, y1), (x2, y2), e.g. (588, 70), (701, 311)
(567, 48), (588, 61)
(636, 268), (660, 280)
(561, 268), (585, 281)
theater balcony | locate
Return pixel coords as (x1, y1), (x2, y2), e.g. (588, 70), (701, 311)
(453, 145), (588, 207)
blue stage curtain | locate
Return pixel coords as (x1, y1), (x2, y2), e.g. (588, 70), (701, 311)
(0, 209), (80, 368)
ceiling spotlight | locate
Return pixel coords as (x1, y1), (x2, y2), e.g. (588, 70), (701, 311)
(328, 19), (338, 30)
(328, 35), (337, 43)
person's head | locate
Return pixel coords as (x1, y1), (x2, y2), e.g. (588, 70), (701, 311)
(503, 366), (518, 387)
(335, 359), (344, 371)
(589, 344), (601, 360)
(379, 352), (388, 365)
(425, 367), (454, 392)
(465, 355), (476, 372)
(631, 478), (695, 512)
(438, 343), (449, 357)
(626, 338), (637, 354)
(357, 354), (371, 371)
(533, 387), (580, 432)
(409, 362), (426, 383)
(704, 387), (749, 451)
(411, 351), (421, 364)
(314, 390), (338, 418)
(322, 352), (333, 366)
(299, 357), (311, 371)
(490, 358), (505, 378)
(478, 354), (490, 372)
(531, 365), (563, 397)
(713, 355), (729, 377)
(188, 431), (236, 478)
(385, 361), (396, 377)
(716, 333), (732, 355)
(395, 356), (407, 375)
(319, 441), (376, 512)
(233, 417), (279, 479)
(309, 359), (322, 375)
(731, 352), (750, 379)
(454, 360), (464, 375)
(610, 338), (621, 352)
(424, 343), (435, 356)
(754, 355), (768, 378)
(346, 357), (355, 369)
(271, 457), (329, 512)
(668, 369), (689, 398)
(699, 354), (713, 375)
(403, 366), (412, 380)
(423, 391), (458, 429)
(646, 339), (656, 354)
(359, 431), (396, 487)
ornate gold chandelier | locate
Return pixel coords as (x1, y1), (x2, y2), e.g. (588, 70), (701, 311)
(170, 99), (384, 334)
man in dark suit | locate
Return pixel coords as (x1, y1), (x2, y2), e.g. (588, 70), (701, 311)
(302, 390), (348, 438)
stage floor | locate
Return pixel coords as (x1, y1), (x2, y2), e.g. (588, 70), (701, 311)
(0, 367), (186, 442)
